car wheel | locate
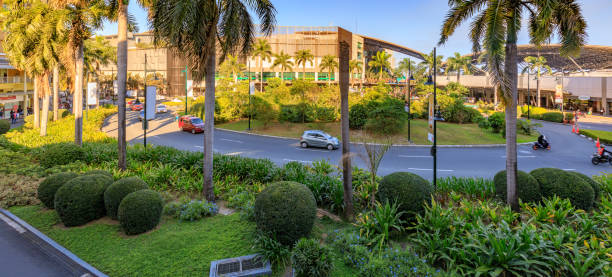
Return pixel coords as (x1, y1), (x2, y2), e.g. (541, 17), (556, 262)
(192, 129), (195, 134)
(592, 157), (600, 165)
(327, 144), (334, 150)
(300, 142), (308, 148)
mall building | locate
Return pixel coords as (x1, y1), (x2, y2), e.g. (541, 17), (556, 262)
(0, 54), (33, 119)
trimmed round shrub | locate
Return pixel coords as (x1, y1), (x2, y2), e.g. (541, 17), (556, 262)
(83, 170), (113, 179)
(118, 189), (163, 235)
(0, 119), (9, 135)
(377, 172), (432, 219)
(37, 172), (79, 209)
(567, 171), (601, 203)
(530, 168), (594, 210)
(104, 177), (148, 220)
(254, 181), (316, 246)
(39, 143), (85, 168)
(54, 174), (114, 226)
(349, 103), (368, 129)
(291, 238), (333, 277)
(493, 170), (541, 203)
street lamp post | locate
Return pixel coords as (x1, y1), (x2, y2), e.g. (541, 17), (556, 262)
(247, 59), (252, 131)
(425, 47), (440, 190)
(406, 58), (414, 143)
(527, 70), (530, 120)
(181, 65), (188, 115)
(143, 54), (148, 149)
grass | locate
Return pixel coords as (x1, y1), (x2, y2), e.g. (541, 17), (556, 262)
(9, 205), (256, 277)
(580, 129), (612, 144)
(218, 119), (539, 145)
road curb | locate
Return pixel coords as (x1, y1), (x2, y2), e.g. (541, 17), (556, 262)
(215, 127), (535, 148)
(0, 209), (108, 277)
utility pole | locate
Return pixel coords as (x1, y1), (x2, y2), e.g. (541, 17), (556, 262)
(182, 65), (188, 114)
(406, 58), (412, 143)
(247, 59), (252, 131)
(527, 70), (530, 120)
(144, 54), (148, 149)
(432, 48), (438, 190)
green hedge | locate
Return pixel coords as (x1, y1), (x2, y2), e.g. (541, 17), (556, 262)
(118, 189), (163, 235)
(83, 170), (113, 179)
(38, 143), (85, 168)
(567, 171), (601, 203)
(530, 168), (594, 210)
(37, 172), (79, 209)
(541, 112), (564, 123)
(104, 177), (148, 220)
(377, 172), (432, 219)
(254, 181), (316, 246)
(0, 119), (9, 135)
(54, 174), (114, 226)
(579, 129), (612, 145)
(493, 170), (541, 203)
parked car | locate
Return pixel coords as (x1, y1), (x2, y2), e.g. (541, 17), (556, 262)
(130, 103), (143, 111)
(138, 111), (156, 121)
(156, 104), (167, 113)
(300, 130), (339, 150)
(178, 116), (204, 134)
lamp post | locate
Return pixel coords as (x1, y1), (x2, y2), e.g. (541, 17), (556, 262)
(406, 58), (414, 143)
(181, 65), (188, 115)
(527, 70), (530, 120)
(247, 58), (252, 131)
(143, 54), (147, 149)
(425, 47), (440, 190)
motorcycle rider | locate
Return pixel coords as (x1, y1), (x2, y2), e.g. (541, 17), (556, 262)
(598, 146), (612, 158)
(537, 135), (549, 149)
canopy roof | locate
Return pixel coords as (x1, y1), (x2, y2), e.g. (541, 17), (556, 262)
(517, 44), (612, 72)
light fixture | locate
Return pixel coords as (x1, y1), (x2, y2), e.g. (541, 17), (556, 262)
(425, 75), (434, 85)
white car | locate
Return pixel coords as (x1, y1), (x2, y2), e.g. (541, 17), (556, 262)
(156, 104), (167, 113)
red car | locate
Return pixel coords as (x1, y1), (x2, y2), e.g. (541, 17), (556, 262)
(178, 116), (204, 134)
(130, 103), (143, 111)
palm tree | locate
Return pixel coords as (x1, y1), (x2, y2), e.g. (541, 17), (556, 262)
(1, 1), (65, 136)
(419, 50), (444, 76)
(319, 55), (338, 85)
(349, 60), (363, 88)
(272, 51), (293, 83)
(368, 51), (391, 81)
(152, 0), (276, 201)
(439, 0), (586, 211)
(220, 54), (246, 84)
(84, 36), (116, 82)
(446, 52), (472, 84)
(251, 39), (273, 91)
(522, 56), (552, 107)
(294, 49), (314, 80)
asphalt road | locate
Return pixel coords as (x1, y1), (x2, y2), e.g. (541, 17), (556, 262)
(102, 111), (612, 179)
(0, 213), (73, 277)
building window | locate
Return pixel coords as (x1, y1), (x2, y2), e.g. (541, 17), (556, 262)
(357, 42), (362, 49)
(357, 52), (362, 60)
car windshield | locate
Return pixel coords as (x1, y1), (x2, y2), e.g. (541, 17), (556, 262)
(191, 118), (203, 124)
(158, 105), (166, 108)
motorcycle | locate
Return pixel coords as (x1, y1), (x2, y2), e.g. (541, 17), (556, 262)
(533, 135), (551, 150)
(591, 149), (612, 165)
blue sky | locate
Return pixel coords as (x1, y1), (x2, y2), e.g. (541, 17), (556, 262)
(99, 0), (612, 62)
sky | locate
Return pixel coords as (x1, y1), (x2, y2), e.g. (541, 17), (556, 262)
(99, 0), (612, 64)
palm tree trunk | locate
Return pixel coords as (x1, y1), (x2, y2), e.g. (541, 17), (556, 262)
(41, 73), (50, 136)
(117, 2), (128, 170)
(74, 43), (84, 146)
(203, 42), (216, 202)
(505, 42), (519, 212)
(536, 72), (541, 107)
(339, 42), (353, 220)
(457, 70), (461, 84)
(302, 64), (306, 80)
(53, 66), (59, 121)
(33, 76), (39, 128)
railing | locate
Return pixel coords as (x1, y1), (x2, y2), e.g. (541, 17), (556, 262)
(0, 77), (29, 84)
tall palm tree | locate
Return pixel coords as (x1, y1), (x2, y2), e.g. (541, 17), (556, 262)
(446, 52), (472, 84)
(368, 51), (392, 81)
(1, 0), (66, 136)
(107, 0), (151, 171)
(439, 0), (586, 211)
(84, 36), (116, 82)
(349, 60), (363, 88)
(294, 49), (314, 80)
(522, 56), (552, 107)
(419, 50), (444, 76)
(220, 54), (246, 84)
(319, 55), (338, 85)
(152, 0), (276, 201)
(272, 51), (293, 83)
(251, 39), (272, 91)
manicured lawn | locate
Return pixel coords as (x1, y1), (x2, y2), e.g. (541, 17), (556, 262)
(580, 129), (612, 144)
(9, 205), (256, 276)
(218, 119), (539, 145)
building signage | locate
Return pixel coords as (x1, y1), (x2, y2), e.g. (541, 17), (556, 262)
(578, 95), (590, 101)
(555, 84), (563, 104)
(428, 95), (434, 143)
(249, 82), (255, 95)
(87, 82), (98, 105)
(0, 96), (16, 101)
(186, 80), (194, 97)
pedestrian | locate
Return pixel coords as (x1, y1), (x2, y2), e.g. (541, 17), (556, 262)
(10, 110), (15, 124)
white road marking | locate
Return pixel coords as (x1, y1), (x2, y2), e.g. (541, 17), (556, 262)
(398, 155), (432, 158)
(519, 150), (532, 154)
(0, 213), (25, 234)
(563, 168), (576, 171)
(194, 146), (203, 149)
(225, 152), (243, 156)
(406, 167), (454, 172)
(220, 138), (243, 144)
(501, 155), (536, 158)
(283, 158), (312, 164)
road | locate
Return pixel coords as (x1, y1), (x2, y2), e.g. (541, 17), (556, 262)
(102, 111), (612, 179)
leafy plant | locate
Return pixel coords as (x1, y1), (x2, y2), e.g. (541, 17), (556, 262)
(177, 200), (218, 221)
(291, 238), (333, 277)
(355, 201), (405, 247)
(253, 232), (291, 270)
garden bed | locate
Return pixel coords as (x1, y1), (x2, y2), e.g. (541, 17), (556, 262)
(580, 129), (612, 145)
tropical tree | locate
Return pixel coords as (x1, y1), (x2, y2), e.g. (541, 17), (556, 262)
(272, 51), (293, 83)
(398, 58), (417, 77)
(151, 0), (276, 201)
(1, 0), (66, 136)
(220, 54), (246, 84)
(439, 0), (586, 211)
(368, 51), (392, 81)
(294, 49), (314, 80)
(319, 55), (338, 85)
(419, 50), (444, 76)
(349, 60), (363, 88)
(446, 52), (472, 84)
(84, 36), (116, 82)
(522, 56), (552, 107)
(252, 39), (273, 91)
